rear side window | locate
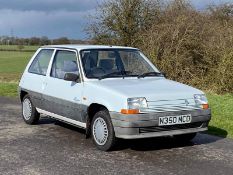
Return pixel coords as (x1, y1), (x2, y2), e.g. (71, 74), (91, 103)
(51, 50), (79, 79)
(28, 49), (54, 75)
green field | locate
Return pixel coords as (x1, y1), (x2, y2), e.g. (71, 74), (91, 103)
(0, 45), (38, 82)
(0, 45), (232, 138)
(0, 51), (33, 82)
(0, 82), (18, 97)
(0, 45), (38, 51)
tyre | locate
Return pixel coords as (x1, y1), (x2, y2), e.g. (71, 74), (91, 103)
(91, 109), (116, 151)
(22, 94), (40, 124)
(174, 133), (197, 142)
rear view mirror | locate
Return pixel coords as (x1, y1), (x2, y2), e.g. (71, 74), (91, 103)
(64, 73), (80, 82)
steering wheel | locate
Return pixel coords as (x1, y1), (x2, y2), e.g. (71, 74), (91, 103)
(87, 67), (106, 77)
(94, 67), (105, 73)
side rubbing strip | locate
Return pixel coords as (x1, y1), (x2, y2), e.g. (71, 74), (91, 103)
(36, 108), (86, 128)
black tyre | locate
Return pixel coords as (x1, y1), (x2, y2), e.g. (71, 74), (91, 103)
(174, 133), (197, 142)
(22, 94), (40, 124)
(91, 109), (116, 151)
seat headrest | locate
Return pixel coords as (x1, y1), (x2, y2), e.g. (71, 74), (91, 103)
(63, 60), (78, 72)
(99, 59), (114, 70)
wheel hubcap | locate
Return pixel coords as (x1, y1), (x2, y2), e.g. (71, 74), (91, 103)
(22, 98), (32, 120)
(93, 117), (108, 145)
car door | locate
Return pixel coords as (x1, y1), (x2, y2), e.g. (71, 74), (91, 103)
(21, 49), (55, 109)
(41, 49), (86, 127)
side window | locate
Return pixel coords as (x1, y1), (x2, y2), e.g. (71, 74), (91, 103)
(51, 50), (79, 79)
(29, 49), (54, 75)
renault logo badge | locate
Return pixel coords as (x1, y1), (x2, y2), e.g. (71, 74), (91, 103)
(185, 99), (189, 106)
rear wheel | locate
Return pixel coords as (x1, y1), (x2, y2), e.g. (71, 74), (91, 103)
(91, 109), (116, 151)
(174, 133), (197, 142)
(22, 94), (40, 124)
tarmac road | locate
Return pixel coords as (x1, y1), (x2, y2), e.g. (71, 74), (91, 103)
(0, 97), (233, 175)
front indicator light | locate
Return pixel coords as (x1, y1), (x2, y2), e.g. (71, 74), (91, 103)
(194, 94), (209, 109)
(202, 104), (209, 109)
(121, 109), (139, 114)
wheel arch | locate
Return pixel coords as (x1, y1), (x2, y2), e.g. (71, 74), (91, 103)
(85, 103), (109, 137)
(20, 90), (28, 102)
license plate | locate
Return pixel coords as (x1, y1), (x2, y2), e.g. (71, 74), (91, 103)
(159, 114), (192, 126)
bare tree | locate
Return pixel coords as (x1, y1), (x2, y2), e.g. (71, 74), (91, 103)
(87, 0), (161, 46)
(86, 0), (233, 93)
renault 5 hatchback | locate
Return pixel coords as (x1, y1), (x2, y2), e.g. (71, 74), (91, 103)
(18, 45), (211, 151)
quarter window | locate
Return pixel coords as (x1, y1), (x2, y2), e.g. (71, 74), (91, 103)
(51, 50), (79, 79)
(29, 49), (54, 75)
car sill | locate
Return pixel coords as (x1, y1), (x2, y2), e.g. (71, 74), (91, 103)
(36, 108), (86, 128)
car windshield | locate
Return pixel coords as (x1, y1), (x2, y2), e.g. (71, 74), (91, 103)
(80, 49), (160, 79)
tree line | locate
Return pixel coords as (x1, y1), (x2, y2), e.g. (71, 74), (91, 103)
(87, 0), (233, 94)
(0, 36), (88, 46)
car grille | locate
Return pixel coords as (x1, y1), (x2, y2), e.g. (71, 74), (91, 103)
(139, 122), (205, 133)
(142, 98), (201, 113)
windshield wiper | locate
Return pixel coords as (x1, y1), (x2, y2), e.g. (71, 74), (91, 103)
(137, 72), (164, 78)
(98, 71), (124, 80)
(99, 71), (139, 80)
(122, 71), (138, 78)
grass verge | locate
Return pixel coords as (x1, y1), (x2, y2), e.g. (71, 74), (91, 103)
(0, 82), (18, 97)
(207, 93), (233, 138)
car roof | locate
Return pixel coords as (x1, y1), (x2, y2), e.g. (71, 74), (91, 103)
(41, 44), (138, 50)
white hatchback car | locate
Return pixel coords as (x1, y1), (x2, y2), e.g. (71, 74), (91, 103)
(19, 45), (211, 151)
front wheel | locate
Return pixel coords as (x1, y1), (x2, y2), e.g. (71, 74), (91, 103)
(22, 94), (40, 124)
(91, 109), (116, 151)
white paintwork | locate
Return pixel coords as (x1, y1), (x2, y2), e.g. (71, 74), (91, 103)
(81, 77), (204, 112)
(36, 108), (86, 128)
(20, 45), (206, 125)
(42, 44), (136, 50)
(42, 49), (83, 112)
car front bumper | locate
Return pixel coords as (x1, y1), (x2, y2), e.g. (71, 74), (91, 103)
(110, 109), (211, 139)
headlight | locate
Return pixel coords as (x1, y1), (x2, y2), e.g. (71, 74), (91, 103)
(194, 94), (209, 109)
(121, 97), (148, 114)
(127, 97), (148, 109)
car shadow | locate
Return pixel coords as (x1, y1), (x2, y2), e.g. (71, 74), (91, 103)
(114, 136), (193, 151)
(37, 117), (56, 125)
(37, 116), (86, 134)
(37, 117), (227, 152)
(114, 130), (227, 151)
(54, 120), (86, 134)
(207, 126), (228, 138)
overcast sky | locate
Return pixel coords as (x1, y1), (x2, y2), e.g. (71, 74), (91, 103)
(0, 0), (231, 39)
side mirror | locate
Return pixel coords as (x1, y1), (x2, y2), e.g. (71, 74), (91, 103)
(161, 72), (167, 78)
(64, 73), (80, 82)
